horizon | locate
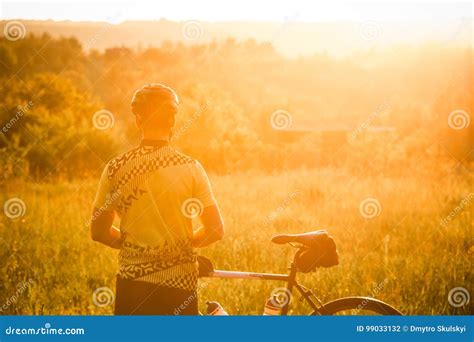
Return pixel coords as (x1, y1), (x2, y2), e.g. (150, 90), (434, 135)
(2, 16), (471, 58)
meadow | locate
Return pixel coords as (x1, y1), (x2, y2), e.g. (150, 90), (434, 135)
(1, 166), (472, 315)
(0, 26), (472, 316)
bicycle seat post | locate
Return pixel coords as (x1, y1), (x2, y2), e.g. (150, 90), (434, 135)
(280, 249), (303, 315)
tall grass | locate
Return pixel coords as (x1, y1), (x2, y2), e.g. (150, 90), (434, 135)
(0, 167), (472, 315)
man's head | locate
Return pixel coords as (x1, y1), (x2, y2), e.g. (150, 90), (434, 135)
(131, 84), (179, 135)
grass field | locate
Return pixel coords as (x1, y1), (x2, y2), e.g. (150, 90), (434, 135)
(0, 167), (472, 315)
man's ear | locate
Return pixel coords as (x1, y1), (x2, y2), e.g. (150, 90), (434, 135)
(135, 115), (142, 128)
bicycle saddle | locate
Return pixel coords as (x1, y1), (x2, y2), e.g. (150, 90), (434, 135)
(271, 230), (329, 246)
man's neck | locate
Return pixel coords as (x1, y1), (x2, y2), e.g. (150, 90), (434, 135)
(141, 131), (170, 142)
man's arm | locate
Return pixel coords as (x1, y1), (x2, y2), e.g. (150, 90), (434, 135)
(90, 208), (123, 249)
(191, 204), (224, 248)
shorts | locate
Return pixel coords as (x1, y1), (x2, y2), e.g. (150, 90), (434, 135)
(114, 276), (199, 315)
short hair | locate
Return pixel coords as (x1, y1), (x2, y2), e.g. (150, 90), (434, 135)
(130, 84), (179, 123)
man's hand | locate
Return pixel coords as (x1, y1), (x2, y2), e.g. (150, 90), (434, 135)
(192, 205), (224, 248)
(90, 207), (123, 249)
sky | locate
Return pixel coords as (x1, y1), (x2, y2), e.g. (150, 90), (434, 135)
(0, 0), (472, 23)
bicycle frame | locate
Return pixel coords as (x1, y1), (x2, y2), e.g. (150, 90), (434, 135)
(205, 249), (321, 315)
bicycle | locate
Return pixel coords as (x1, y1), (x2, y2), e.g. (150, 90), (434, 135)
(198, 230), (402, 315)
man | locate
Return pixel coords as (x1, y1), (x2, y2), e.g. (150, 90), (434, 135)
(90, 84), (224, 315)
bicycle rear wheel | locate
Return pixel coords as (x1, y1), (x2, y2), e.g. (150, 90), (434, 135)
(312, 296), (402, 315)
